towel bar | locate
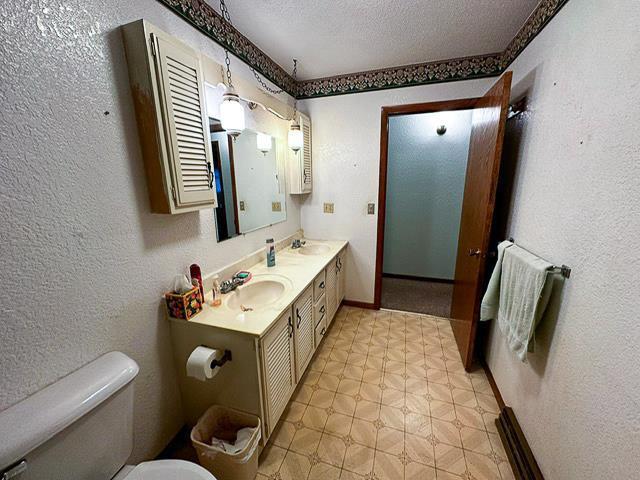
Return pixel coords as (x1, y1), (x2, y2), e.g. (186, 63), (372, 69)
(506, 238), (571, 279)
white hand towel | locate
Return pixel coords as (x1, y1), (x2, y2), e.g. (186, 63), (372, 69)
(497, 245), (554, 361)
(480, 240), (514, 321)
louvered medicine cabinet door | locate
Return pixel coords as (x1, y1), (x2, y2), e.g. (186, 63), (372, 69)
(122, 20), (216, 214)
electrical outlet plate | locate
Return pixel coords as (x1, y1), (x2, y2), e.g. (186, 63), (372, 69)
(272, 201), (282, 212)
(324, 202), (334, 214)
(367, 203), (375, 215)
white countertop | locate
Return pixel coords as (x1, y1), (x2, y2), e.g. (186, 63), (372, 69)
(175, 239), (348, 337)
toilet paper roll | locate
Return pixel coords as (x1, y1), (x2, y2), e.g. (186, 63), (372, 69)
(186, 346), (223, 381)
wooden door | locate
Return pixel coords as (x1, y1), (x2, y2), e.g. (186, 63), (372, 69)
(261, 309), (296, 435)
(450, 72), (512, 370)
(294, 286), (315, 381)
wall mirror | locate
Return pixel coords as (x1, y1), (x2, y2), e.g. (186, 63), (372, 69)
(209, 118), (287, 242)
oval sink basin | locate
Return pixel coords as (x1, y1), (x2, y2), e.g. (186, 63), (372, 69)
(226, 279), (286, 310)
(298, 244), (330, 255)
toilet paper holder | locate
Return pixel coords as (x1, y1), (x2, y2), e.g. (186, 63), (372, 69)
(209, 348), (232, 369)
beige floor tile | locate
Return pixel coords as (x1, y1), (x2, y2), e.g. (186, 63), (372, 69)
(340, 469), (365, 479)
(343, 364), (365, 380)
(376, 426), (404, 455)
(379, 405), (405, 430)
(325, 412), (354, 436)
(308, 461), (342, 480)
(343, 444), (375, 476)
(487, 432), (507, 460)
(365, 356), (384, 371)
(482, 412), (499, 434)
(426, 368), (449, 385)
(406, 363), (427, 379)
(406, 377), (429, 395)
(317, 432), (348, 467)
(362, 368), (384, 385)
(383, 372), (406, 391)
(350, 341), (369, 355)
(386, 348), (406, 362)
(460, 427), (492, 455)
(350, 417), (378, 448)
(303, 370), (321, 386)
(373, 450), (404, 480)
(257, 444), (287, 475)
(303, 405), (329, 430)
(347, 352), (368, 367)
(310, 388), (336, 409)
(499, 460), (516, 480)
(429, 400), (457, 422)
(451, 388), (477, 408)
(465, 450), (502, 480)
(476, 393), (500, 414)
(431, 418), (462, 448)
(292, 383), (314, 404)
(424, 355), (447, 370)
(318, 373), (341, 391)
(310, 356), (328, 372)
(405, 461), (437, 479)
(448, 372), (474, 390)
(455, 405), (486, 430)
(405, 392), (430, 415)
(471, 376), (493, 395)
(405, 432), (436, 466)
(359, 382), (383, 403)
(279, 449), (312, 480)
(385, 360), (406, 375)
(325, 360), (347, 375)
(283, 401), (307, 422)
(354, 400), (380, 422)
(435, 469), (465, 480)
(434, 443), (467, 476)
(337, 378), (361, 396)
(290, 426), (322, 455)
(429, 383), (454, 403)
(381, 387), (405, 409)
(270, 420), (297, 449)
(405, 412), (431, 438)
(333, 392), (357, 416)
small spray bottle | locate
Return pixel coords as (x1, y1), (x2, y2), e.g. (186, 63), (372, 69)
(266, 238), (276, 267)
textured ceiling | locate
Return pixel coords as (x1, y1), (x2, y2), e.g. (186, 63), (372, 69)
(212, 0), (540, 80)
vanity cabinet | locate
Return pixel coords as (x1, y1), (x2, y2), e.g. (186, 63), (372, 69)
(260, 310), (296, 434)
(288, 113), (313, 194)
(325, 258), (338, 326)
(122, 20), (216, 214)
(337, 248), (346, 304)
(293, 286), (315, 381)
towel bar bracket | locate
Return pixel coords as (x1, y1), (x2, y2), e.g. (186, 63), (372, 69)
(505, 237), (571, 279)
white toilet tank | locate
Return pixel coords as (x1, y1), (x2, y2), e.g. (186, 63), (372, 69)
(0, 352), (139, 480)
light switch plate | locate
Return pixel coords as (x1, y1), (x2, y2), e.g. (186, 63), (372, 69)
(324, 203), (334, 214)
(272, 201), (282, 212)
(367, 203), (375, 215)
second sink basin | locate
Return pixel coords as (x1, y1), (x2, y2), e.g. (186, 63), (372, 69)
(225, 276), (289, 310)
(298, 244), (330, 255)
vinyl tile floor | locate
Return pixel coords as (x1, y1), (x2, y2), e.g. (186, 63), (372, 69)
(257, 306), (513, 480)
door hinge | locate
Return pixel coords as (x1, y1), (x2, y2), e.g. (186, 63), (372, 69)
(150, 34), (157, 57)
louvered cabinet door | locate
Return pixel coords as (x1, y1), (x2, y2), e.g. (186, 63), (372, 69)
(153, 33), (216, 209)
(261, 310), (296, 434)
(325, 262), (338, 327)
(300, 114), (312, 193)
(293, 286), (314, 381)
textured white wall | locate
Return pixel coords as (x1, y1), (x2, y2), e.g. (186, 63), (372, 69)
(299, 80), (494, 302)
(485, 1), (640, 478)
(0, 0), (300, 462)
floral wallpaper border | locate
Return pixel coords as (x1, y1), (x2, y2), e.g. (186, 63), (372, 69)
(157, 0), (570, 99)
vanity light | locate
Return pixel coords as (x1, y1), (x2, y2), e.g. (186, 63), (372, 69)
(288, 122), (303, 152)
(257, 132), (272, 155)
(220, 87), (245, 138)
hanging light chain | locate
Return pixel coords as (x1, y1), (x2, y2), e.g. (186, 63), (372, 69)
(218, 0), (297, 96)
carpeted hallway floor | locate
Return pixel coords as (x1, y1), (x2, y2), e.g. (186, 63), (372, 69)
(380, 277), (453, 317)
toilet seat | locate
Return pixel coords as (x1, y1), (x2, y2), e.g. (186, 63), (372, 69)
(122, 459), (217, 480)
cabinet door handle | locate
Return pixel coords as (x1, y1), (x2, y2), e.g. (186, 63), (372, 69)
(318, 281), (325, 289)
(296, 308), (302, 328)
(206, 162), (214, 190)
(288, 316), (293, 338)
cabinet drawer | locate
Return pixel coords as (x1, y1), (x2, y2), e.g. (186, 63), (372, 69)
(314, 317), (326, 348)
(313, 270), (326, 302)
(314, 296), (326, 328)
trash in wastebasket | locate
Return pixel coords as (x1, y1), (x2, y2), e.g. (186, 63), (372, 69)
(210, 426), (254, 454)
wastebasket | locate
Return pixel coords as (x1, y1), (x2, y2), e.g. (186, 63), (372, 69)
(191, 405), (262, 480)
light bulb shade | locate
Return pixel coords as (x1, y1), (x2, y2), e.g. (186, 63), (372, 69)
(288, 124), (303, 152)
(257, 132), (272, 154)
(220, 91), (245, 137)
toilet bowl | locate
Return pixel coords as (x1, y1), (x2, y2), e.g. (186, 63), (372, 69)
(0, 352), (216, 480)
(115, 460), (216, 480)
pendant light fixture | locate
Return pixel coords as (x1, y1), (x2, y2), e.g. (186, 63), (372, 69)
(287, 59), (303, 153)
(256, 132), (272, 155)
(218, 0), (245, 138)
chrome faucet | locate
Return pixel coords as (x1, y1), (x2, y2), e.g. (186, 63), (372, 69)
(291, 239), (306, 249)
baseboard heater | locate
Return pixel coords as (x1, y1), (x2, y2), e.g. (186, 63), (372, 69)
(496, 407), (544, 480)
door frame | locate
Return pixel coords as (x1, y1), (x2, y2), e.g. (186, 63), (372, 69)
(373, 98), (480, 309)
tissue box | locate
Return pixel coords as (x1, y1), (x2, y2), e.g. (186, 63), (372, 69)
(165, 286), (203, 320)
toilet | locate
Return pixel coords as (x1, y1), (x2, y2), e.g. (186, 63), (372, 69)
(0, 352), (216, 480)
